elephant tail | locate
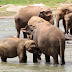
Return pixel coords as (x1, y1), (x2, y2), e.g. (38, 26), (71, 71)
(59, 38), (65, 65)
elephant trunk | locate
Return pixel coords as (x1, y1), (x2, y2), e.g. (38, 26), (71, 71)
(64, 15), (68, 34)
(50, 16), (54, 25)
(66, 21), (68, 34)
(56, 15), (60, 27)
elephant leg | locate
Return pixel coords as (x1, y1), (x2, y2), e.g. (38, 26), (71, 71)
(19, 56), (27, 63)
(17, 29), (20, 38)
(70, 28), (72, 35)
(33, 53), (37, 63)
(63, 19), (66, 34)
(1, 56), (7, 62)
(19, 49), (27, 63)
(45, 54), (50, 62)
(53, 54), (58, 65)
(23, 32), (27, 38)
(23, 49), (27, 63)
(60, 54), (65, 65)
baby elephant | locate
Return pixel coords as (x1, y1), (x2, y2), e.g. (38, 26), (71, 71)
(0, 37), (41, 63)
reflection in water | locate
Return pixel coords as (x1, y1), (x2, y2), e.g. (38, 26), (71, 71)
(0, 18), (72, 72)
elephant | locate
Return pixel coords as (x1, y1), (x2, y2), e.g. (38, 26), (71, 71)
(21, 16), (51, 39)
(15, 6), (54, 38)
(56, 5), (72, 34)
(22, 16), (65, 65)
(64, 13), (72, 34)
(0, 37), (41, 63)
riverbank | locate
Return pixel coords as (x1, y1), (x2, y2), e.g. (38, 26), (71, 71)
(0, 3), (72, 19)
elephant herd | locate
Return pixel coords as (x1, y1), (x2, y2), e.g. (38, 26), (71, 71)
(56, 5), (72, 34)
(0, 5), (72, 65)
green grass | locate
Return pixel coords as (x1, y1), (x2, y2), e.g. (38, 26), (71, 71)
(0, 7), (7, 12)
(0, 7), (16, 17)
(0, 0), (69, 17)
(0, 0), (67, 6)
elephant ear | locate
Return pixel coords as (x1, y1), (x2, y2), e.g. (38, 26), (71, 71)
(21, 25), (36, 35)
(39, 11), (45, 19)
(39, 11), (52, 21)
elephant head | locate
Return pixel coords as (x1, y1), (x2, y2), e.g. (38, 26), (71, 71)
(21, 25), (35, 36)
(56, 6), (71, 27)
(25, 40), (42, 61)
(39, 9), (54, 25)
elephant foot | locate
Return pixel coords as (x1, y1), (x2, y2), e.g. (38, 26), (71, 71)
(61, 61), (65, 65)
(19, 56), (27, 63)
(23, 56), (27, 63)
(45, 54), (50, 62)
(1, 57), (7, 62)
(70, 29), (72, 35)
(53, 55), (59, 65)
(33, 53), (38, 63)
(61, 55), (65, 65)
(37, 56), (41, 60)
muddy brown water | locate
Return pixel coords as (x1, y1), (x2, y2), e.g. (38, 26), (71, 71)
(0, 18), (72, 72)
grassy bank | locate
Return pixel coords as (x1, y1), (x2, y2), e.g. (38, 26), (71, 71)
(0, 0), (68, 6)
(0, 0), (72, 17)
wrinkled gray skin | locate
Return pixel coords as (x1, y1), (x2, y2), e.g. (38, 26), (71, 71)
(23, 17), (65, 65)
(15, 6), (54, 38)
(56, 5), (72, 34)
(64, 13), (72, 34)
(0, 37), (41, 63)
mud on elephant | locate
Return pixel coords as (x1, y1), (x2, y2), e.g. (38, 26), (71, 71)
(56, 5), (72, 34)
(22, 16), (65, 65)
(15, 6), (54, 38)
(0, 37), (41, 63)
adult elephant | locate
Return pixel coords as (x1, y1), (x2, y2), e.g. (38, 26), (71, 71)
(64, 13), (72, 34)
(56, 5), (72, 34)
(15, 6), (54, 38)
(22, 16), (65, 65)
(0, 37), (41, 63)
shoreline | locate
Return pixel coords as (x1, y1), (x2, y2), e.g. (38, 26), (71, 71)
(0, 16), (15, 19)
(0, 3), (72, 19)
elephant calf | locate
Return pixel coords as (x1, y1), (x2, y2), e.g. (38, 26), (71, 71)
(64, 13), (72, 34)
(0, 37), (41, 63)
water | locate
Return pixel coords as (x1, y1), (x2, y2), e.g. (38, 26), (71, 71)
(0, 18), (72, 72)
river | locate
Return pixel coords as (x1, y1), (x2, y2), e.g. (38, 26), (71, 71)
(0, 18), (72, 72)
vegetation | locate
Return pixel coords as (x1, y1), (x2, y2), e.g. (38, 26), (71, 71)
(0, 0), (71, 17)
(0, 0), (68, 6)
